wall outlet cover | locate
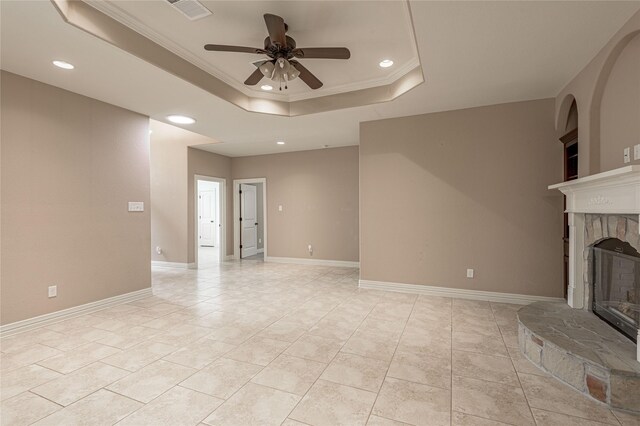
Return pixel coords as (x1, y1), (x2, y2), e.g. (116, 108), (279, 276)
(623, 147), (631, 164)
(48, 285), (57, 298)
(634, 144), (640, 161)
(466, 269), (474, 278)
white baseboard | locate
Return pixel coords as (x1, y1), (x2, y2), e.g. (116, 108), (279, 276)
(358, 280), (564, 305)
(265, 256), (359, 268)
(0, 288), (153, 337)
(224, 255), (235, 261)
(151, 261), (196, 269)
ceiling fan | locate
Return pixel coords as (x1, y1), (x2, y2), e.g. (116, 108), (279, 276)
(204, 13), (350, 90)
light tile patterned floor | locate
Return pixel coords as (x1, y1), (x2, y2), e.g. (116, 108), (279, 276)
(1, 259), (639, 425)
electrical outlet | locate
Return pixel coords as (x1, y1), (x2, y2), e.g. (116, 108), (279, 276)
(155, 246), (162, 255)
(466, 269), (474, 278)
(258, 238), (262, 244)
(634, 144), (640, 161)
(278, 205), (283, 212)
(48, 285), (57, 298)
(308, 244), (313, 255)
(623, 147), (631, 164)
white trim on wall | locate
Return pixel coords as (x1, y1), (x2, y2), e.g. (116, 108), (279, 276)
(266, 256), (359, 268)
(233, 178), (267, 260)
(151, 261), (196, 269)
(0, 288), (153, 337)
(194, 175), (226, 268)
(358, 279), (565, 305)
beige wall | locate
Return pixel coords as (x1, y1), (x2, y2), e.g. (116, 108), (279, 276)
(187, 148), (232, 262)
(360, 99), (564, 297)
(1, 71), (151, 325)
(600, 34), (640, 172)
(232, 147), (359, 262)
(150, 128), (189, 263)
(556, 10), (640, 176)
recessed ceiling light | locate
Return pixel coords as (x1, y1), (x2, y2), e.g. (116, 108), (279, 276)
(276, 141), (285, 145)
(53, 60), (74, 70)
(379, 59), (394, 68)
(261, 84), (273, 91)
(167, 115), (196, 124)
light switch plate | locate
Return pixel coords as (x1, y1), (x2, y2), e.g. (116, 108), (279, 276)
(624, 147), (631, 163)
(634, 144), (640, 160)
(128, 202), (144, 212)
(278, 205), (283, 212)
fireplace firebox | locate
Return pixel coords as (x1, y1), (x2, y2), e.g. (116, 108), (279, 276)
(591, 238), (640, 343)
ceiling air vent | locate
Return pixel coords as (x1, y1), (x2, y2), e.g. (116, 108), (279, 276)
(166, 0), (212, 21)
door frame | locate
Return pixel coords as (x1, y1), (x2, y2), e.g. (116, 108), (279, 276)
(194, 175), (226, 267)
(233, 178), (267, 259)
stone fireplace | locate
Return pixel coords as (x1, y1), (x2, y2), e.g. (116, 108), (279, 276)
(516, 166), (639, 413)
(549, 166), (640, 353)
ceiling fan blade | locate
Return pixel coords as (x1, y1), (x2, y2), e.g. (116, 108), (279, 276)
(291, 61), (323, 89)
(292, 47), (350, 59)
(204, 44), (266, 54)
(244, 67), (264, 86)
(264, 13), (287, 47)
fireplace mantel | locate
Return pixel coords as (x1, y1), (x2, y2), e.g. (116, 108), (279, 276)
(549, 165), (640, 214)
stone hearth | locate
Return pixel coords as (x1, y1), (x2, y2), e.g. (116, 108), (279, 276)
(518, 166), (640, 413)
(518, 301), (640, 412)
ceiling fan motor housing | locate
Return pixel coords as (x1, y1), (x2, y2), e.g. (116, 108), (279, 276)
(263, 36), (297, 57)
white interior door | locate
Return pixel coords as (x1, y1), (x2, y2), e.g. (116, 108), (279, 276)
(240, 184), (258, 257)
(199, 188), (216, 247)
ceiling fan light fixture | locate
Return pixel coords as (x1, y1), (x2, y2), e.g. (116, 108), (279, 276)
(379, 59), (394, 68)
(259, 61), (275, 77)
(289, 67), (300, 80)
(261, 84), (273, 91)
(167, 115), (196, 124)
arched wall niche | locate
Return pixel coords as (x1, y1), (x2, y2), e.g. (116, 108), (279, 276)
(554, 10), (640, 178)
(590, 29), (640, 173)
(598, 33), (640, 171)
(556, 94), (578, 133)
(565, 100), (578, 133)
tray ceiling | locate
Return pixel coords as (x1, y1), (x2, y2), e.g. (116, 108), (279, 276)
(86, 0), (421, 103)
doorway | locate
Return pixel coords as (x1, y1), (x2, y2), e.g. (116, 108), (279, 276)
(233, 178), (267, 260)
(195, 176), (225, 267)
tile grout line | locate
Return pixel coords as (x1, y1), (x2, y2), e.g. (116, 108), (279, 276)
(364, 293), (419, 425)
(490, 302), (538, 426)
